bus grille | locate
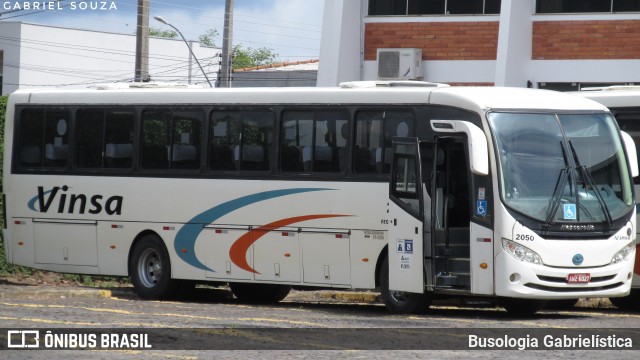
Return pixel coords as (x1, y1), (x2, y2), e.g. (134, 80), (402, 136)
(524, 282), (624, 293)
(536, 274), (616, 284)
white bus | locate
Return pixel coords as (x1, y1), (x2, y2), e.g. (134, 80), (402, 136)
(572, 86), (640, 310)
(2, 82), (637, 315)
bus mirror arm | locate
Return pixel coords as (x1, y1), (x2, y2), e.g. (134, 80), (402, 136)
(430, 120), (489, 176)
(620, 131), (639, 177)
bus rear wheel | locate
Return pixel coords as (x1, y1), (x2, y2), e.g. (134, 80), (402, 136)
(129, 234), (178, 300)
(379, 257), (432, 314)
(229, 283), (292, 303)
(501, 298), (547, 316)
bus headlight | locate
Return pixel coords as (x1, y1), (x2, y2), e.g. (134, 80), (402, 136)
(611, 244), (634, 264)
(501, 239), (543, 265)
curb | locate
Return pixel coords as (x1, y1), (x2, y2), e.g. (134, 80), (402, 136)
(0, 286), (136, 300)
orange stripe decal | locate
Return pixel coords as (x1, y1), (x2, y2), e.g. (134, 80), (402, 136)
(229, 214), (350, 274)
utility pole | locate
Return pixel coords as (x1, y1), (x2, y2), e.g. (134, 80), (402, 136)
(134, 0), (150, 82)
(219, 0), (234, 87)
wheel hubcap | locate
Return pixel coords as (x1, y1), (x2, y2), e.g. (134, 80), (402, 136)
(138, 248), (161, 288)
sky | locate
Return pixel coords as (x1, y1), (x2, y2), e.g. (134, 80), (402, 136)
(0, 0), (325, 61)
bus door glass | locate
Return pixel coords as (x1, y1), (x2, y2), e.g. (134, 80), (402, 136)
(388, 137), (425, 293)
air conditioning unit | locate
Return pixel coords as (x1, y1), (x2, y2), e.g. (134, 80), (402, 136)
(377, 48), (423, 80)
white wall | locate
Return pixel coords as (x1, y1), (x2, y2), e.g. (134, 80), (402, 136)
(1, 22), (220, 95)
(317, 0), (363, 87)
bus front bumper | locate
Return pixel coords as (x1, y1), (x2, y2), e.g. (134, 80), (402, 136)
(494, 251), (634, 300)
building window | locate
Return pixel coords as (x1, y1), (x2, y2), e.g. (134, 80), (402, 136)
(537, 0), (640, 13)
(369, 0), (501, 16)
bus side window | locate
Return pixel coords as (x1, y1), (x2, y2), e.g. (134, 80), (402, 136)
(171, 112), (203, 170)
(76, 109), (134, 169)
(141, 111), (170, 170)
(104, 111), (135, 169)
(18, 109), (45, 168)
(210, 112), (240, 171)
(354, 109), (414, 175)
(17, 108), (70, 169)
(280, 110), (347, 173)
(210, 110), (273, 172)
(239, 112), (273, 171)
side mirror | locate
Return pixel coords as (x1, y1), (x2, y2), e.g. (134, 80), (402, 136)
(430, 120), (489, 175)
(621, 131), (639, 177)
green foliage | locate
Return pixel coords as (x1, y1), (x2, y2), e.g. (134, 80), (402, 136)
(199, 28), (219, 47)
(0, 95), (6, 185)
(232, 45), (279, 69)
(149, 27), (178, 39)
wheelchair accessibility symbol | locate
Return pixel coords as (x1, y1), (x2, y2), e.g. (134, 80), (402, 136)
(476, 200), (487, 217)
(563, 204), (577, 220)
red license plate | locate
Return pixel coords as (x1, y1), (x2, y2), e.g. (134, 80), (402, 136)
(567, 273), (591, 284)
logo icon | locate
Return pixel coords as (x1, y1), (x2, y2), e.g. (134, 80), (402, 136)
(572, 254), (584, 266)
(7, 330), (40, 348)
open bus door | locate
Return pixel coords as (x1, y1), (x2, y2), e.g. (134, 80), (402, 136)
(384, 137), (432, 313)
(384, 122), (491, 314)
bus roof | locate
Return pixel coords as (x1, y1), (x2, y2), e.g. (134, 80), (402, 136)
(8, 83), (608, 114)
(572, 86), (640, 108)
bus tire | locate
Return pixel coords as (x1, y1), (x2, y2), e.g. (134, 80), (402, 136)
(129, 234), (178, 300)
(229, 283), (292, 303)
(501, 298), (547, 316)
(609, 289), (640, 311)
(379, 257), (431, 314)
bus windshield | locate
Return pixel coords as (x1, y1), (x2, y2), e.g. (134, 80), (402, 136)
(489, 112), (634, 226)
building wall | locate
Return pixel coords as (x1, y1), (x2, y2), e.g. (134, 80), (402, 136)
(364, 21), (499, 61)
(319, 0), (640, 88)
(1, 22), (220, 95)
(533, 20), (640, 60)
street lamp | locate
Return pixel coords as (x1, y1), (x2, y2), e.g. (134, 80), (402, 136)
(153, 15), (213, 88)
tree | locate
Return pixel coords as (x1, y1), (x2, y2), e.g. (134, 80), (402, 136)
(232, 45), (279, 70)
(199, 29), (219, 47)
(148, 27), (177, 39)
(149, 27), (280, 70)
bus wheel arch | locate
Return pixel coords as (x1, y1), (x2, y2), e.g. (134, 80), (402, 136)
(374, 246), (388, 289)
(128, 231), (179, 300)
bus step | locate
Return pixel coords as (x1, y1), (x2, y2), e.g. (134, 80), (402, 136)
(436, 272), (470, 289)
(436, 272), (461, 287)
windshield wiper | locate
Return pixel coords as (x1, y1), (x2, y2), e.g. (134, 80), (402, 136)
(545, 142), (572, 228)
(545, 168), (570, 228)
(569, 141), (613, 227)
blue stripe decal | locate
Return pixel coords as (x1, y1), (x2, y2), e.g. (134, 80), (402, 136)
(175, 188), (332, 271)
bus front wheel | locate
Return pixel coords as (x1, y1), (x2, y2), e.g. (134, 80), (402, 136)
(129, 234), (178, 300)
(379, 257), (432, 314)
(229, 283), (291, 303)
